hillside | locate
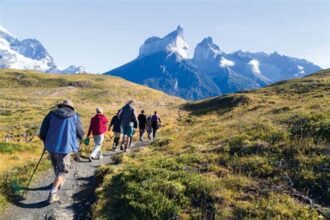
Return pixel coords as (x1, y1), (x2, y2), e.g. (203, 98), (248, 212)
(0, 69), (182, 211)
(94, 69), (330, 219)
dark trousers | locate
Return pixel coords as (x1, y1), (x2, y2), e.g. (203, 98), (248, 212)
(139, 126), (145, 139)
(151, 124), (158, 139)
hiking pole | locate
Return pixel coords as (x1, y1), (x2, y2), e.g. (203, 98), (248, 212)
(26, 148), (46, 188)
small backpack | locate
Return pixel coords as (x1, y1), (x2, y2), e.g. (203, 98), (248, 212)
(151, 114), (158, 123)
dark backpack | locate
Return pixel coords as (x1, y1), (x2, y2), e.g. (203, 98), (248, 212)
(151, 114), (158, 123)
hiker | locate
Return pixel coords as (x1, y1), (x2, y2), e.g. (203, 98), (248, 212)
(118, 100), (137, 152)
(108, 110), (122, 150)
(151, 111), (161, 140)
(138, 110), (147, 141)
(146, 114), (153, 140)
(39, 100), (84, 203)
(87, 107), (108, 162)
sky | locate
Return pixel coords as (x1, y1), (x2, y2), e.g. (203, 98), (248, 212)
(0, 0), (329, 73)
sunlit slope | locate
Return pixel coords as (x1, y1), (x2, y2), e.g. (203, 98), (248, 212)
(0, 69), (182, 139)
(0, 68), (182, 211)
(94, 69), (330, 219)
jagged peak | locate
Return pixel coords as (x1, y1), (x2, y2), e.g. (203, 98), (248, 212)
(197, 36), (220, 51)
(192, 36), (222, 63)
(139, 25), (189, 59)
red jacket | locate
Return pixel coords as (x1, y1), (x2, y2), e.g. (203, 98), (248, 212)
(87, 114), (109, 136)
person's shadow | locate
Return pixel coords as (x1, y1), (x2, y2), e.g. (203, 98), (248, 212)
(13, 199), (50, 209)
(12, 183), (52, 209)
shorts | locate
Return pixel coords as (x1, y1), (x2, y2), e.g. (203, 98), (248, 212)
(122, 125), (134, 137)
(50, 153), (71, 177)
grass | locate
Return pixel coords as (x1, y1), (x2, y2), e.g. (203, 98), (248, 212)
(0, 68), (182, 212)
(93, 69), (330, 219)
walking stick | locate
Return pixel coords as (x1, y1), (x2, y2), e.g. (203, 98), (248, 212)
(26, 148), (46, 188)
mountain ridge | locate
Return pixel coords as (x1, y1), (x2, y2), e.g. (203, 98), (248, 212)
(0, 25), (86, 74)
(106, 26), (321, 100)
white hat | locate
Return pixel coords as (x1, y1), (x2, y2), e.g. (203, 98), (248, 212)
(96, 107), (103, 113)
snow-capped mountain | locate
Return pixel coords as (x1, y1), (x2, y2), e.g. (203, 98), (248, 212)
(0, 26), (86, 74)
(60, 65), (87, 74)
(139, 25), (189, 60)
(105, 26), (321, 100)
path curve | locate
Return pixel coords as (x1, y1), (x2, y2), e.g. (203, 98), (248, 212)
(0, 140), (152, 220)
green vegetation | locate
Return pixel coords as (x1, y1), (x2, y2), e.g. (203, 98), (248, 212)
(0, 68), (181, 211)
(94, 69), (330, 219)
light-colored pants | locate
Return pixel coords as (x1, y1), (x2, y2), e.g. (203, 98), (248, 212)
(90, 134), (105, 158)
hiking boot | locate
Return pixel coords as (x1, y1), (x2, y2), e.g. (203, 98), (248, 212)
(88, 156), (93, 162)
(48, 192), (60, 203)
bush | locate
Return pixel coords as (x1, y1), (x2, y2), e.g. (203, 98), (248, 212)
(287, 113), (330, 143)
(95, 157), (216, 219)
(111, 154), (123, 165)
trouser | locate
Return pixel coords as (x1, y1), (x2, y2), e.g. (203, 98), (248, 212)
(147, 126), (153, 139)
(152, 124), (158, 139)
(91, 134), (105, 158)
(139, 126), (146, 139)
(113, 132), (121, 147)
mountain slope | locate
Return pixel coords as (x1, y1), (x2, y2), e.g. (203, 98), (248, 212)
(95, 69), (330, 219)
(105, 26), (321, 100)
(0, 26), (85, 74)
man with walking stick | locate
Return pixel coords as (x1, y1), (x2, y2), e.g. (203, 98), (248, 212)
(39, 100), (84, 203)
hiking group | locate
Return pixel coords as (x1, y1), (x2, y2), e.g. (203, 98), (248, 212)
(39, 100), (162, 203)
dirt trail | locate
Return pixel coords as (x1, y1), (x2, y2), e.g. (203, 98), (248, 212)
(0, 141), (151, 220)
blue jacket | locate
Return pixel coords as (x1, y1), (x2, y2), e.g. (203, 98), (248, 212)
(39, 107), (84, 154)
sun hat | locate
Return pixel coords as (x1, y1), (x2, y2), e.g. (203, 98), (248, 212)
(58, 100), (75, 110)
(96, 107), (103, 114)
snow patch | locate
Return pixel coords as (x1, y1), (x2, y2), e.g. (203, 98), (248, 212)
(297, 65), (305, 74)
(249, 59), (261, 74)
(220, 57), (234, 67)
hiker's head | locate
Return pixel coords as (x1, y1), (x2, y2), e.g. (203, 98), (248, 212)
(141, 110), (145, 114)
(58, 100), (75, 110)
(96, 107), (103, 114)
(154, 111), (157, 114)
(128, 100), (134, 105)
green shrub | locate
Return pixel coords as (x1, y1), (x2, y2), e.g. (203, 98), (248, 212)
(287, 113), (330, 143)
(111, 154), (123, 165)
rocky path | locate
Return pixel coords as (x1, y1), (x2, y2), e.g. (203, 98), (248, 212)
(0, 141), (152, 220)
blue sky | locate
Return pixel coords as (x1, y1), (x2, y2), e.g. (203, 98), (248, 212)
(0, 0), (329, 73)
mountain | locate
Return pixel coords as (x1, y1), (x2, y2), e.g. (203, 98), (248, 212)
(0, 26), (85, 74)
(60, 65), (87, 74)
(105, 26), (321, 100)
(106, 26), (221, 100)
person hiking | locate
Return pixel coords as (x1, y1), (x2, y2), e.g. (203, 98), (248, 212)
(151, 111), (161, 140)
(108, 110), (122, 150)
(39, 100), (84, 203)
(118, 100), (137, 152)
(87, 107), (108, 162)
(138, 110), (147, 141)
(146, 114), (153, 140)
